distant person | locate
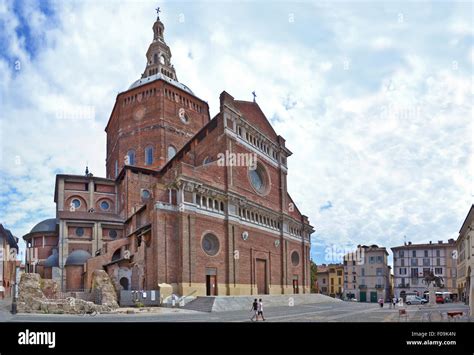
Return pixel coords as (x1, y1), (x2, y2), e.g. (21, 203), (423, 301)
(250, 298), (258, 321)
(378, 298), (384, 308)
(392, 297), (397, 308)
(258, 298), (266, 321)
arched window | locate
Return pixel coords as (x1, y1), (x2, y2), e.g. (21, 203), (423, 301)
(153, 53), (158, 64)
(126, 150), (135, 165)
(145, 146), (153, 165)
(167, 145), (176, 161)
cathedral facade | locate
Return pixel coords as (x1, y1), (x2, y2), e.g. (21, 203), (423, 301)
(23, 13), (313, 296)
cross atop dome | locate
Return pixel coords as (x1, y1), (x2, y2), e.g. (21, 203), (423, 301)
(155, 6), (161, 20)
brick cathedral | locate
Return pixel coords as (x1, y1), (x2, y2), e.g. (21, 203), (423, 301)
(23, 11), (313, 296)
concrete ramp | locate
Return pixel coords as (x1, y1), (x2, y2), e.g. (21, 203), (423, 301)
(184, 293), (341, 313)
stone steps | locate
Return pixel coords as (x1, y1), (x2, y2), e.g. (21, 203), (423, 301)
(182, 293), (340, 312)
(181, 296), (216, 312)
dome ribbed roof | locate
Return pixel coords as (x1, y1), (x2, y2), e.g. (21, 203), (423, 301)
(128, 72), (194, 95)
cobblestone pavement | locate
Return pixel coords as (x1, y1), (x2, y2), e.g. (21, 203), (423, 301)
(1, 300), (470, 323)
(0, 298), (13, 322)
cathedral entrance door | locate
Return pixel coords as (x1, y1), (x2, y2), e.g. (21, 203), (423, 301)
(292, 276), (299, 294)
(206, 268), (217, 296)
(256, 259), (268, 294)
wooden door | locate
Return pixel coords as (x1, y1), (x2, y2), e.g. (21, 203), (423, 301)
(293, 277), (299, 294)
(206, 275), (217, 296)
(256, 259), (267, 294)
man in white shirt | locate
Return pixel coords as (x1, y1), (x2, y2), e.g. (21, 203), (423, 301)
(257, 298), (266, 321)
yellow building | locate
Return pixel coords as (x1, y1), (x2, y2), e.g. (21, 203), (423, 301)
(328, 264), (344, 298)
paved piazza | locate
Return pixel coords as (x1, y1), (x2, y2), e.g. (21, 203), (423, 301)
(0, 298), (470, 323)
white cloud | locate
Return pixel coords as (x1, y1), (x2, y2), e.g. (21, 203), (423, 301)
(0, 0), (472, 266)
(370, 36), (394, 50)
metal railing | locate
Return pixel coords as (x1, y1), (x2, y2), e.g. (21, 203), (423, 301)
(176, 289), (197, 307)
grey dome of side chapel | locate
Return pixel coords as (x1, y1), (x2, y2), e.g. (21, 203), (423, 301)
(29, 218), (58, 234)
(44, 249), (59, 268)
(65, 250), (92, 266)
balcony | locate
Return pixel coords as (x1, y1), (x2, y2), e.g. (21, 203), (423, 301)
(398, 283), (410, 288)
(359, 285), (367, 289)
(375, 284), (384, 289)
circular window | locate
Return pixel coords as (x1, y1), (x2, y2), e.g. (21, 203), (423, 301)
(178, 108), (189, 123)
(109, 230), (117, 239)
(75, 227), (84, 237)
(203, 156), (211, 165)
(202, 233), (220, 256)
(291, 251), (300, 266)
(71, 199), (81, 208)
(248, 164), (267, 194)
(141, 189), (151, 199)
(100, 200), (110, 211)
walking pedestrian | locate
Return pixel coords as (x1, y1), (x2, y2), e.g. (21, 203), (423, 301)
(392, 297), (397, 308)
(378, 298), (384, 308)
(258, 298), (266, 321)
(250, 298), (258, 321)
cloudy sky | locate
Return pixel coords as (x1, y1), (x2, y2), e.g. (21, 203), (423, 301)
(0, 0), (472, 265)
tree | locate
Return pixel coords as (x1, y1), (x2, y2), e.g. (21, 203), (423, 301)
(310, 259), (318, 293)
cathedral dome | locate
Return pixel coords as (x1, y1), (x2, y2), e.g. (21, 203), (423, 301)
(128, 72), (194, 95)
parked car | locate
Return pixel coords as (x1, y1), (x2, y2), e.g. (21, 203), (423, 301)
(436, 295), (445, 304)
(406, 295), (428, 305)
